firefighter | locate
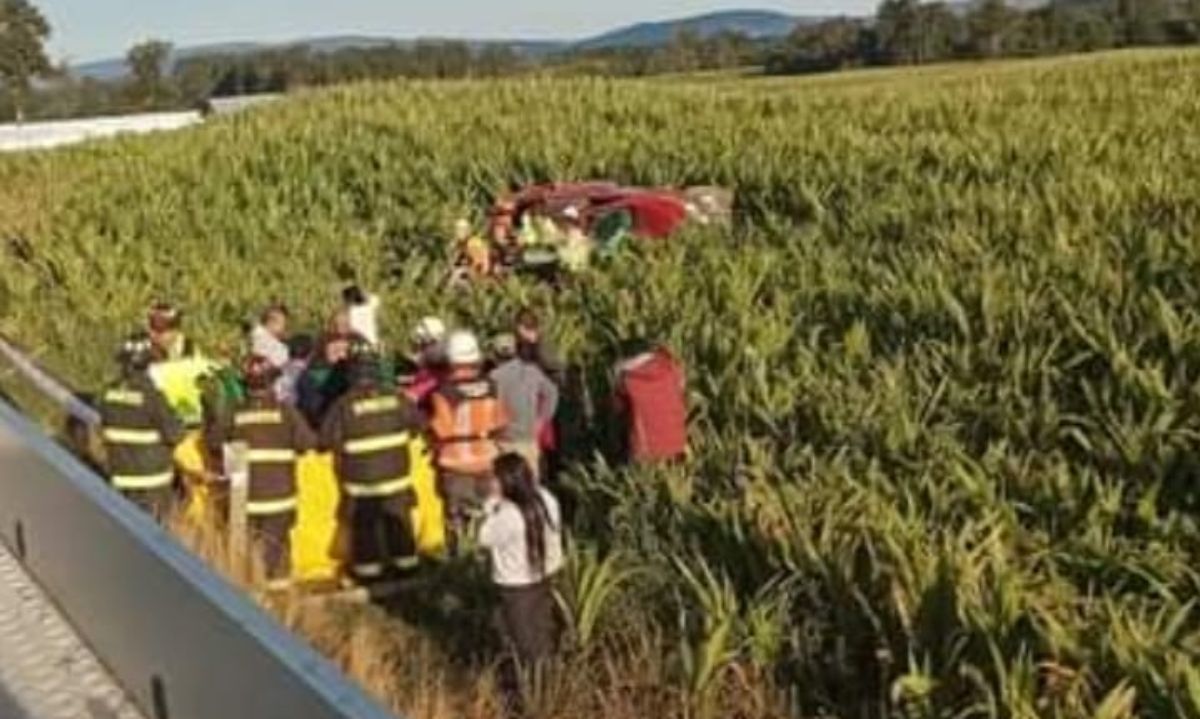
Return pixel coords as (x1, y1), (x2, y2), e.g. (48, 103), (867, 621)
(453, 218), (494, 280)
(145, 301), (217, 427)
(146, 302), (196, 361)
(207, 355), (315, 588)
(98, 333), (186, 520)
(399, 316), (447, 414)
(429, 330), (509, 544)
(320, 343), (421, 583)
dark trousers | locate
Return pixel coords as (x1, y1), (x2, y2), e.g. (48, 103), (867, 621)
(498, 581), (558, 665)
(439, 471), (487, 553)
(346, 495), (416, 582)
(249, 511), (295, 582)
(123, 487), (174, 523)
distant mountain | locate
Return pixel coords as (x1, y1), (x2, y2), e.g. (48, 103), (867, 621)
(71, 10), (824, 80)
(574, 10), (819, 51)
(72, 36), (566, 81)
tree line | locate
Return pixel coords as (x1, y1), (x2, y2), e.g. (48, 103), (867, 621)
(766, 0), (1200, 74)
(2, 0), (1200, 123)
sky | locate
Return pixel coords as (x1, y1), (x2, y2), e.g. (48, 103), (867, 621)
(35, 1), (880, 63)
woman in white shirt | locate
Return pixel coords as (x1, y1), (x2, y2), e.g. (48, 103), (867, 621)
(479, 453), (564, 664)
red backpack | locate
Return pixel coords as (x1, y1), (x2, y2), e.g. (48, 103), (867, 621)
(617, 349), (687, 463)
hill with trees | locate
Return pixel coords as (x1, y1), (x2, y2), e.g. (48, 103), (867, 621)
(2, 0), (1199, 123)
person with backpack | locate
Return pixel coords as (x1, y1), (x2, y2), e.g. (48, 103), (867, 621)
(614, 339), (688, 464)
(479, 453), (564, 665)
(429, 330), (509, 542)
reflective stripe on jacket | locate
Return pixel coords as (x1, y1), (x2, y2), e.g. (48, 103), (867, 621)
(99, 374), (184, 492)
(209, 394), (316, 515)
(429, 376), (508, 476)
(320, 388), (419, 500)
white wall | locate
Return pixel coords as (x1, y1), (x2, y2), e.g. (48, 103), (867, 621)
(0, 111), (203, 153)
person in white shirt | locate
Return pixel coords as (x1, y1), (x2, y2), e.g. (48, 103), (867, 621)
(478, 453), (564, 664)
(249, 304), (290, 367)
(342, 285), (381, 347)
(249, 304), (292, 401)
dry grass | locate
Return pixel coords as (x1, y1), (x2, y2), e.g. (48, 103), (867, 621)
(170, 510), (795, 719)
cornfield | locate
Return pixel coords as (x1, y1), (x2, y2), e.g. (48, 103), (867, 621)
(3, 48), (1200, 718)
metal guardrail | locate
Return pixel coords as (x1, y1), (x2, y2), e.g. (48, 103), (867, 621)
(0, 335), (100, 426)
(0, 349), (398, 719)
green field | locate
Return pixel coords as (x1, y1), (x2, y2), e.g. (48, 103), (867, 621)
(3, 49), (1200, 718)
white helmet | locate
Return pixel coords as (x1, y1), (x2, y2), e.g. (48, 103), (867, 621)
(445, 330), (483, 365)
(413, 316), (447, 346)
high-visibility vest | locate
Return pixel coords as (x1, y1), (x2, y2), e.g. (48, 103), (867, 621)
(430, 377), (507, 476)
(150, 352), (218, 427)
(98, 379), (177, 492)
(335, 392), (417, 500)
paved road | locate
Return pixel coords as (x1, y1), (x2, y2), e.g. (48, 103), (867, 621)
(0, 542), (144, 719)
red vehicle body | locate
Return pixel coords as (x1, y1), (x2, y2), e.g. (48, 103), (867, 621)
(494, 182), (731, 241)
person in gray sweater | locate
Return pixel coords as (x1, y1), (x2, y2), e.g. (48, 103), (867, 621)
(489, 333), (559, 480)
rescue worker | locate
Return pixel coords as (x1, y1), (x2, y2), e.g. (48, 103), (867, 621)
(489, 202), (520, 270)
(399, 316), (448, 415)
(320, 344), (421, 583)
(147, 302), (196, 361)
(453, 218), (493, 280)
(429, 330), (508, 542)
(98, 332), (185, 520)
(559, 211), (595, 274)
(207, 355), (315, 588)
(145, 302), (216, 427)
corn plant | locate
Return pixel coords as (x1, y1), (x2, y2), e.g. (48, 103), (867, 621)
(3, 48), (1200, 719)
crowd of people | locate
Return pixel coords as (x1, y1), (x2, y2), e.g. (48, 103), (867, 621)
(95, 287), (688, 665)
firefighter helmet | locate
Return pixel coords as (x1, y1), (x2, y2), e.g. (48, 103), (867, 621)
(412, 316), (447, 347)
(348, 340), (381, 385)
(446, 330), (483, 365)
(118, 332), (155, 370)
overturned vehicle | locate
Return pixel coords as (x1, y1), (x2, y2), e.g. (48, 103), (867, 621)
(493, 181), (734, 243)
